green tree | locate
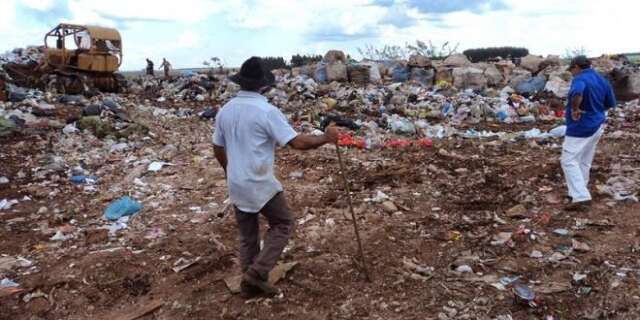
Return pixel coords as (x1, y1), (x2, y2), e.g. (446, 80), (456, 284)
(463, 47), (529, 62)
(290, 54), (323, 67)
(261, 56), (288, 71)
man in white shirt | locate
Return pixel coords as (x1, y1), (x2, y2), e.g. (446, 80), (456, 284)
(213, 57), (339, 297)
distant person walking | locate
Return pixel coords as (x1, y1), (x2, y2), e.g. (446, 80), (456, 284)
(145, 58), (154, 76)
(561, 55), (616, 211)
(159, 58), (172, 78)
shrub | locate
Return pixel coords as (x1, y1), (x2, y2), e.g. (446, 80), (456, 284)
(358, 40), (459, 61)
(406, 40), (459, 60)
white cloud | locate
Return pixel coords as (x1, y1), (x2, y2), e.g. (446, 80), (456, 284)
(20, 0), (56, 11)
(0, 1), (16, 31)
(66, 0), (116, 27)
(0, 0), (42, 52)
(376, 0), (640, 57)
(2, 0), (639, 70)
(67, 0), (224, 23)
(173, 30), (201, 49)
(223, 0), (383, 33)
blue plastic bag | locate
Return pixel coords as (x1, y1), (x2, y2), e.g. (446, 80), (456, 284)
(391, 65), (410, 83)
(70, 175), (98, 184)
(515, 76), (546, 97)
(497, 110), (509, 122)
(104, 196), (142, 221)
(442, 102), (454, 117)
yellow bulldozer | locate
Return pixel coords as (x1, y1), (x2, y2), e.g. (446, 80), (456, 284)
(5, 23), (127, 95)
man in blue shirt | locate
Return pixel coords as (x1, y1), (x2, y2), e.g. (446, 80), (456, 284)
(561, 56), (616, 210)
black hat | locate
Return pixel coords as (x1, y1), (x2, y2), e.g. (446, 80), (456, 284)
(569, 55), (591, 69)
(229, 57), (275, 90)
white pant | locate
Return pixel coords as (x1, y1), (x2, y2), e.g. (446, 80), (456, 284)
(561, 125), (605, 203)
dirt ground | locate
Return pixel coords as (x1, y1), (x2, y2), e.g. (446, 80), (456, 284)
(1, 99), (640, 320)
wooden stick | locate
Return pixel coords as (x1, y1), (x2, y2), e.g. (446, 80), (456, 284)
(334, 144), (372, 282)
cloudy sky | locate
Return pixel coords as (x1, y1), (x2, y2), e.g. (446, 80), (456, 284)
(0, 0), (637, 71)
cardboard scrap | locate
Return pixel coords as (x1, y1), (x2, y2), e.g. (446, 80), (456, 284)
(535, 281), (572, 294)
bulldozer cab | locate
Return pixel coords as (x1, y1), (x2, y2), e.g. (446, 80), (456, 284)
(44, 23), (122, 73)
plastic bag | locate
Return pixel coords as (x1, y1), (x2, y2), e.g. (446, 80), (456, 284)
(549, 125), (566, 137)
(391, 65), (410, 83)
(104, 196), (142, 221)
(515, 76), (546, 97)
(388, 115), (415, 134)
(70, 175), (97, 184)
(314, 63), (327, 83)
(362, 62), (381, 82)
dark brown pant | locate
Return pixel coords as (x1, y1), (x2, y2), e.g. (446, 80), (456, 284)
(235, 192), (293, 280)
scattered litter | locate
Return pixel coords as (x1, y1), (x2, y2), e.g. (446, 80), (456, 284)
(530, 250), (544, 258)
(148, 161), (171, 172)
(401, 257), (434, 281)
(573, 273), (588, 283)
(0, 199), (18, 210)
(172, 257), (202, 273)
(110, 143), (129, 153)
(506, 204), (527, 218)
(289, 170), (304, 179)
(0, 257), (19, 271)
(455, 265), (474, 273)
(0, 278), (19, 288)
(491, 232), (513, 246)
(104, 196), (142, 220)
(512, 283), (537, 307)
(22, 290), (49, 303)
(536, 281), (572, 294)
(144, 226), (166, 240)
(572, 239), (592, 252)
(553, 228), (570, 236)
(62, 123), (79, 134)
(548, 252), (567, 263)
(102, 216), (130, 235)
(366, 190), (390, 203)
(597, 176), (639, 202)
(70, 175), (97, 184)
(50, 230), (73, 241)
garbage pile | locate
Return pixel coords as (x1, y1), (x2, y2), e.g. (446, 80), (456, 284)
(0, 46), (44, 66)
(0, 46), (45, 85)
(0, 49), (629, 148)
(128, 72), (221, 102)
(299, 51), (639, 102)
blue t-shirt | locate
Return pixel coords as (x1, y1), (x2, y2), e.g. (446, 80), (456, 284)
(566, 68), (616, 137)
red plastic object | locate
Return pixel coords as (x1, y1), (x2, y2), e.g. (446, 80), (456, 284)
(416, 138), (433, 147)
(338, 133), (365, 149)
(385, 139), (412, 148)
